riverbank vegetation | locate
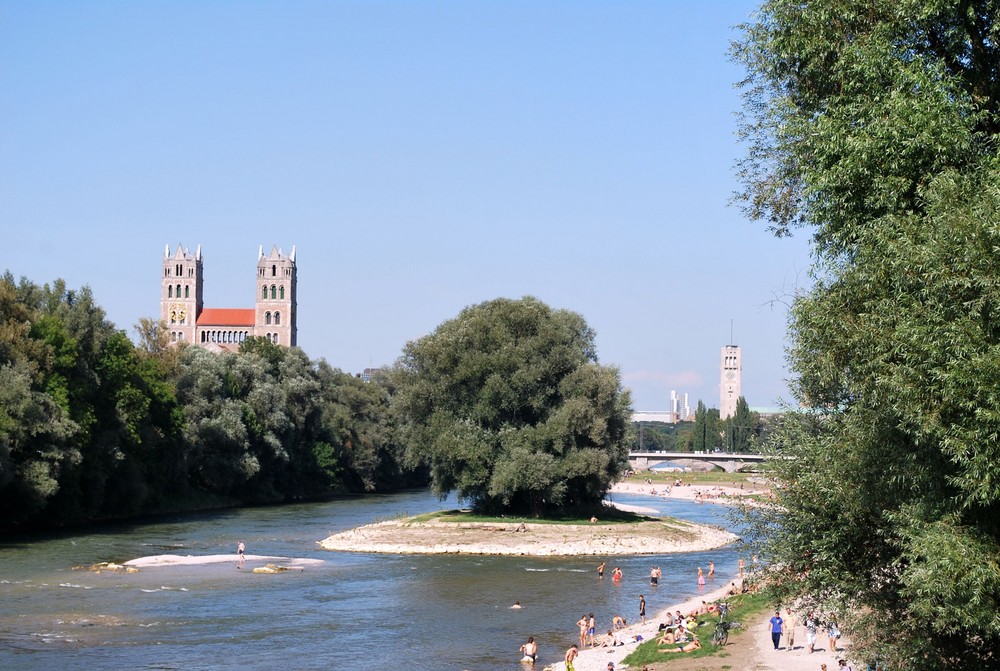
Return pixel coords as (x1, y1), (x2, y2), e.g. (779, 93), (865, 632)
(734, 2), (1000, 668)
(392, 297), (632, 517)
(1, 283), (633, 532)
(0, 273), (424, 531)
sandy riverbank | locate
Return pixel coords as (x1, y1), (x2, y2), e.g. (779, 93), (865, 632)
(544, 579), (743, 671)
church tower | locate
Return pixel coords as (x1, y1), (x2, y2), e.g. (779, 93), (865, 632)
(161, 244), (203, 344)
(255, 245), (297, 346)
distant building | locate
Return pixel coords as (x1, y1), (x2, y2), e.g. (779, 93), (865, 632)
(670, 390), (691, 422)
(161, 244), (297, 350)
(720, 344), (742, 419)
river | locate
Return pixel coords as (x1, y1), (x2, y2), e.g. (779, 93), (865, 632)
(0, 489), (740, 670)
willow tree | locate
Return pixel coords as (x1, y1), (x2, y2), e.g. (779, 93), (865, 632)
(393, 296), (631, 517)
(735, 2), (1000, 668)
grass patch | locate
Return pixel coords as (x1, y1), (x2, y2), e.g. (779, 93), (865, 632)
(636, 472), (765, 487)
(622, 592), (769, 666)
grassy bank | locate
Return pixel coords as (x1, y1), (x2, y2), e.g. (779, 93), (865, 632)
(622, 591), (769, 666)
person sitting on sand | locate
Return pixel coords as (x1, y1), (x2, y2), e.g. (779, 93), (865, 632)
(656, 629), (676, 645)
(661, 636), (701, 654)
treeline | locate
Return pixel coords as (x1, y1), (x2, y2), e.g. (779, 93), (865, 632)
(0, 273), (423, 531)
(630, 398), (766, 453)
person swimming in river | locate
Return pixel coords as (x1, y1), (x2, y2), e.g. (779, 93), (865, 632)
(611, 566), (623, 583)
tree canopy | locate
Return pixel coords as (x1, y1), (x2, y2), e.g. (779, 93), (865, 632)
(735, 2), (1000, 667)
(0, 274), (420, 530)
(392, 296), (631, 516)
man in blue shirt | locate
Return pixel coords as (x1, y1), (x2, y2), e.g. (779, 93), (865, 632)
(769, 610), (784, 650)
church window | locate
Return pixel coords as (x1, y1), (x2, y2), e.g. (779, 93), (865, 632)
(168, 285), (173, 298)
(270, 285), (276, 299)
(176, 284), (181, 297)
(265, 312), (272, 325)
(201, 331), (207, 343)
(274, 312), (281, 325)
(262, 286), (268, 299)
(274, 333), (279, 345)
(272, 264), (277, 277)
(184, 285), (189, 298)
(171, 332), (177, 342)
(176, 264), (182, 276)
(178, 332), (184, 341)
(279, 286), (285, 299)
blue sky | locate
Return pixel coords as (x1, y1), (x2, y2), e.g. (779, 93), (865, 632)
(0, 1), (812, 411)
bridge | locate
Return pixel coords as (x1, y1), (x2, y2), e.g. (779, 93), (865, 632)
(628, 451), (768, 474)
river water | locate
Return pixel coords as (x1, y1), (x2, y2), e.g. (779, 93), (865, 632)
(0, 489), (740, 670)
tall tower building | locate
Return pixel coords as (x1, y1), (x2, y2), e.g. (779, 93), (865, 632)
(255, 245), (297, 347)
(720, 344), (742, 419)
(670, 390), (690, 422)
(161, 244), (204, 344)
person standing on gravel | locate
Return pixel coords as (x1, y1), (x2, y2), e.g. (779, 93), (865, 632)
(768, 610), (784, 650)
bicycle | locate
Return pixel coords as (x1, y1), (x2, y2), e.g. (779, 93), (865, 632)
(711, 619), (741, 646)
(710, 603), (737, 647)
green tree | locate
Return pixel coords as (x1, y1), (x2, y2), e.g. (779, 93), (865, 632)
(723, 397), (759, 453)
(734, 2), (1000, 667)
(393, 297), (631, 516)
(691, 401), (720, 453)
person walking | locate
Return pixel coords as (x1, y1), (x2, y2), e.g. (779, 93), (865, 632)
(565, 645), (578, 671)
(639, 594), (646, 624)
(785, 608), (796, 649)
(768, 610), (784, 650)
(805, 612), (818, 653)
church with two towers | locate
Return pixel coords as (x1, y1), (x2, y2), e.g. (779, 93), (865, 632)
(160, 244), (297, 350)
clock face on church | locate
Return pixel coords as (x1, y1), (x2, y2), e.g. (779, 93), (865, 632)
(169, 303), (186, 323)
(725, 370), (736, 381)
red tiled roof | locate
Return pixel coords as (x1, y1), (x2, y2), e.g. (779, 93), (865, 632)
(197, 308), (255, 327)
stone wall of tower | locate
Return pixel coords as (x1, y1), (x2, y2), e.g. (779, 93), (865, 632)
(161, 244), (203, 345)
(255, 245), (297, 347)
(720, 345), (742, 419)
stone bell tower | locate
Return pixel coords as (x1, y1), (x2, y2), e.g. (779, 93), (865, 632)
(161, 244), (203, 344)
(255, 245), (297, 346)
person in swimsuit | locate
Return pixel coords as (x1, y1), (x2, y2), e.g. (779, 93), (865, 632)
(237, 541), (245, 567)
(660, 636), (701, 653)
(519, 636), (537, 663)
(597, 562), (605, 579)
(612, 567), (622, 582)
(576, 615), (588, 647)
(565, 645), (578, 671)
(639, 594), (646, 624)
(588, 613), (596, 647)
(649, 566), (658, 585)
(697, 567), (705, 586)
(708, 561), (715, 578)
